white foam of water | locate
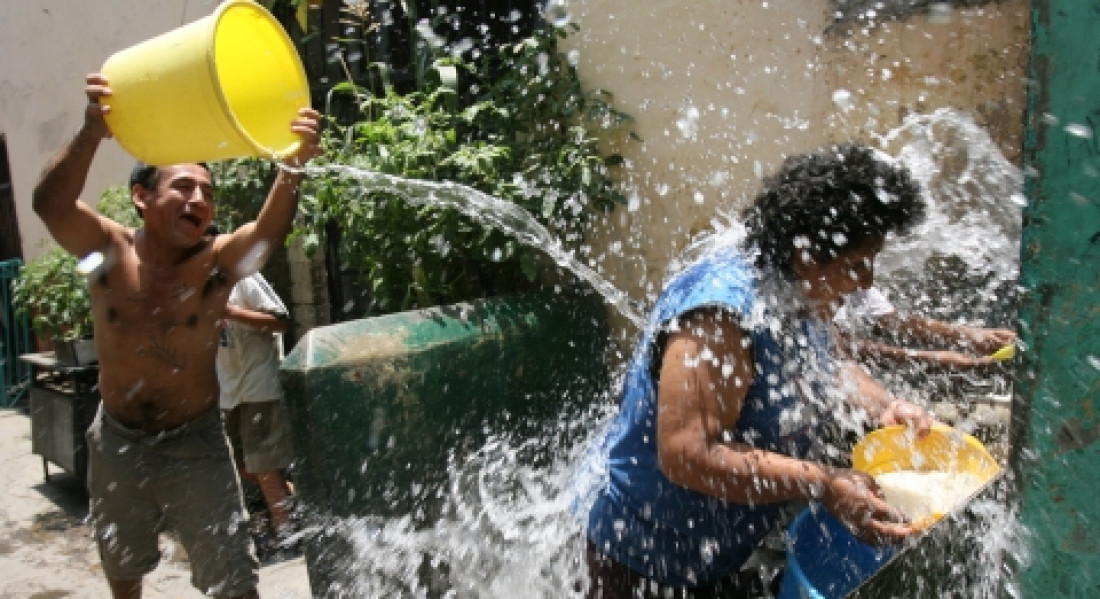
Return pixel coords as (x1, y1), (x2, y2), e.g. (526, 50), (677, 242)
(312, 403), (615, 597)
(873, 107), (1024, 285)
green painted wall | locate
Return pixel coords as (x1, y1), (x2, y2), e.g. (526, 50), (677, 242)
(1013, 1), (1100, 595)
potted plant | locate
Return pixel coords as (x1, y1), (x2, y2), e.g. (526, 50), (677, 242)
(10, 246), (96, 365)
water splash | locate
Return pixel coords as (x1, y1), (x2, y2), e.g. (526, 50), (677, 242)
(872, 108), (1024, 326)
(303, 110), (1024, 597)
(306, 402), (615, 597)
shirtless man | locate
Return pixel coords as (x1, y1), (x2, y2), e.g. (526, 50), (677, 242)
(31, 73), (321, 599)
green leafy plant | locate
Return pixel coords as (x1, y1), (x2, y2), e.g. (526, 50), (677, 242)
(208, 158), (281, 233)
(95, 184), (144, 228)
(294, 22), (634, 315)
(11, 247), (93, 342)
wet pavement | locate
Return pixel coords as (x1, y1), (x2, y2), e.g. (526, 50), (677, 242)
(0, 407), (311, 598)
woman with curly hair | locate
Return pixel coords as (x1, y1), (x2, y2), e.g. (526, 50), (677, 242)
(581, 144), (932, 598)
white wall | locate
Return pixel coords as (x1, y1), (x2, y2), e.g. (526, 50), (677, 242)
(1, 0), (220, 260)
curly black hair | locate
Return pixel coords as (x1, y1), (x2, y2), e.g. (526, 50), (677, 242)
(742, 143), (926, 280)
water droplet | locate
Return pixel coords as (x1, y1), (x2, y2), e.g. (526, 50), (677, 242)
(1065, 123), (1093, 139)
(125, 379), (144, 400)
(699, 537), (719, 564)
(832, 88), (854, 112)
(76, 251), (104, 275)
(544, 0), (571, 28)
(929, 2), (952, 23)
(415, 19), (445, 48)
(676, 102), (701, 140)
(234, 240), (270, 278)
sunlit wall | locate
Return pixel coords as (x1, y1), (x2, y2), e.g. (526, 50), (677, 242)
(0, 0), (220, 261)
(563, 0), (1029, 335)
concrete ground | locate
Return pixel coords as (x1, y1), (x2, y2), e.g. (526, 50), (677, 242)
(0, 407), (311, 599)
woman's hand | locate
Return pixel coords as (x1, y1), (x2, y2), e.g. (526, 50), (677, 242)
(879, 399), (934, 437)
(821, 469), (915, 545)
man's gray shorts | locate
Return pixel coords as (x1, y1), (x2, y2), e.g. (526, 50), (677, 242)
(85, 407), (258, 597)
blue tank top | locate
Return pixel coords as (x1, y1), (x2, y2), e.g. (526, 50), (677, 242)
(584, 249), (834, 587)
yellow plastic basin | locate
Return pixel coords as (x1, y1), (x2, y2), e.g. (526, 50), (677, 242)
(853, 424), (1001, 528)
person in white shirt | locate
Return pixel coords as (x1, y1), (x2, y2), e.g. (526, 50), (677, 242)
(217, 272), (297, 542)
(834, 287), (1016, 371)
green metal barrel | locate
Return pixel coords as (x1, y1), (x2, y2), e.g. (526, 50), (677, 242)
(280, 289), (611, 594)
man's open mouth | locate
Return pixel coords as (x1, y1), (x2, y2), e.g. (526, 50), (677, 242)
(179, 213), (204, 230)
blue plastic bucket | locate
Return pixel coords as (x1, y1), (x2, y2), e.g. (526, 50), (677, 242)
(778, 506), (897, 599)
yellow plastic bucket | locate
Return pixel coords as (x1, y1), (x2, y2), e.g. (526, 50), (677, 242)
(100, 0), (310, 165)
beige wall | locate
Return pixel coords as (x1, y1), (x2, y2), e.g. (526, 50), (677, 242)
(1, 0), (220, 261)
(563, 0), (1030, 333)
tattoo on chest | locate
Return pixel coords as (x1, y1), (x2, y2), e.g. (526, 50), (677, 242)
(136, 329), (189, 371)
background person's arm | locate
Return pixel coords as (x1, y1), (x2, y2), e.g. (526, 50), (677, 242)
(842, 335), (999, 372)
(222, 304), (290, 334)
(875, 312), (1016, 355)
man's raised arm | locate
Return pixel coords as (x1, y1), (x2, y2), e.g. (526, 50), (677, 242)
(33, 73), (119, 258)
(217, 107), (322, 281)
